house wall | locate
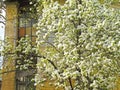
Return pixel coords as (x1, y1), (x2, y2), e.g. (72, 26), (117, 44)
(1, 1), (63, 90)
(36, 80), (64, 90)
(1, 2), (18, 90)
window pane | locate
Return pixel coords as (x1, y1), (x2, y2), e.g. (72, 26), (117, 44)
(19, 27), (25, 37)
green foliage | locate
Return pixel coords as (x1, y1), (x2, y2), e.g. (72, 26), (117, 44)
(36, 0), (120, 90)
(99, 0), (120, 8)
(2, 38), (14, 56)
(15, 36), (37, 70)
(1, 36), (37, 70)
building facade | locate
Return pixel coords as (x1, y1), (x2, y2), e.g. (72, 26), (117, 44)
(1, 0), (65, 90)
(1, 0), (120, 90)
(1, 0), (36, 90)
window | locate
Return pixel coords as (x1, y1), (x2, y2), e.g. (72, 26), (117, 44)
(18, 12), (37, 43)
(16, 11), (37, 90)
(16, 72), (36, 90)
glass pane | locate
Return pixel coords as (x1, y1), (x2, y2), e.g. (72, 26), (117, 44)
(17, 75), (35, 90)
(26, 27), (32, 36)
(19, 27), (25, 37)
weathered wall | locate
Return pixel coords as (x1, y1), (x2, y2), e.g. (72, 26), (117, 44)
(1, 2), (18, 90)
(36, 80), (64, 90)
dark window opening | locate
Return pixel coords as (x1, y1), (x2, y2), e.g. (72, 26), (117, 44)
(18, 11), (37, 42)
(16, 10), (37, 90)
(16, 75), (36, 90)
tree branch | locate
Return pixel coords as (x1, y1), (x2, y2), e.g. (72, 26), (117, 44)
(0, 21), (5, 24)
(78, 0), (82, 4)
(38, 55), (58, 70)
(68, 77), (74, 90)
(45, 41), (62, 54)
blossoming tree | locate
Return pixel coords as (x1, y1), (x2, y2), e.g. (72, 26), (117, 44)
(36, 0), (120, 90)
(0, 0), (120, 89)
